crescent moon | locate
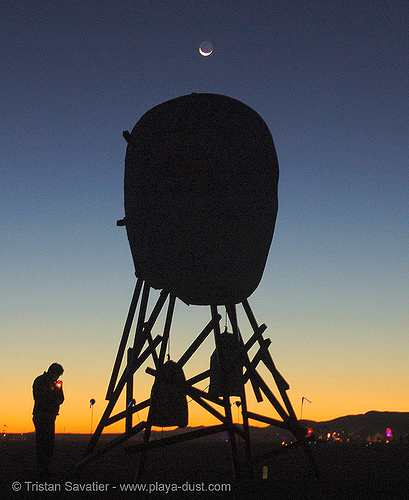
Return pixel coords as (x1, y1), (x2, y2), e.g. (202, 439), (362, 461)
(199, 47), (213, 56)
(199, 41), (213, 57)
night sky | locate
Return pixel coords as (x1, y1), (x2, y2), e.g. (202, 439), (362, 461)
(1, 0), (408, 433)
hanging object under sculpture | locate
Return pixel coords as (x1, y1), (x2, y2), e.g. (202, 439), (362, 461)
(148, 360), (188, 428)
(122, 93), (279, 305)
(209, 331), (244, 397)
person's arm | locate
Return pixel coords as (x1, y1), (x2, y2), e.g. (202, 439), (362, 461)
(33, 377), (50, 405)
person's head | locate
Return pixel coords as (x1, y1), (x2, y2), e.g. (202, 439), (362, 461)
(47, 363), (64, 381)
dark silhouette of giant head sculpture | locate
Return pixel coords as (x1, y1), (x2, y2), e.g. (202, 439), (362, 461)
(123, 93), (279, 305)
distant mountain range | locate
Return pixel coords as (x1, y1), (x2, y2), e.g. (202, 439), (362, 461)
(299, 410), (409, 439)
(143, 410), (409, 442)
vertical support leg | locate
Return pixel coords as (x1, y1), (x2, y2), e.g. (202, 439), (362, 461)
(143, 290), (169, 369)
(126, 348), (134, 434)
(227, 303), (263, 403)
(223, 395), (241, 481)
(225, 304), (240, 340)
(211, 305), (241, 481)
(239, 388), (253, 477)
(134, 293), (175, 479)
(159, 295), (176, 366)
(226, 304), (253, 477)
(136, 425), (152, 480)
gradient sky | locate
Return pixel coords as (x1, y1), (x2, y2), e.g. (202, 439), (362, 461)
(1, 1), (407, 435)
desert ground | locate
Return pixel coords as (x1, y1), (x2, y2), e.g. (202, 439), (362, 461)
(2, 433), (409, 499)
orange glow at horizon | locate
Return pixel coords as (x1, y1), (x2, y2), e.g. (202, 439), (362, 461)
(4, 376), (409, 435)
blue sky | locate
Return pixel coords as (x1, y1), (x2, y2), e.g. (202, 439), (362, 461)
(1, 0), (407, 432)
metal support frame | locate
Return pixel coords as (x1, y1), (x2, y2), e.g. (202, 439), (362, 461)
(78, 278), (316, 478)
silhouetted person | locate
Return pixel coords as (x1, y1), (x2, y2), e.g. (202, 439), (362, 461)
(32, 363), (64, 476)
